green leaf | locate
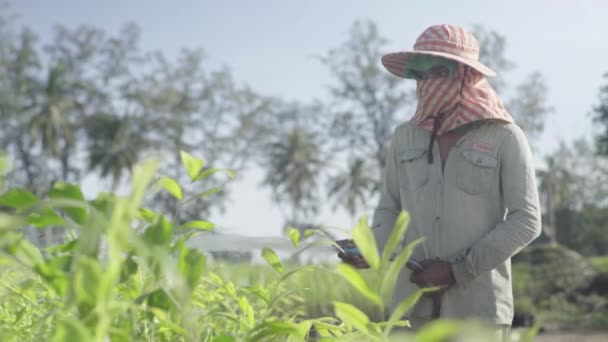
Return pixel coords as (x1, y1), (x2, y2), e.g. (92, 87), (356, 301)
(36, 262), (70, 295)
(248, 321), (299, 342)
(521, 321), (543, 342)
(137, 207), (157, 222)
(287, 228), (300, 248)
(209, 272), (224, 285)
(146, 288), (174, 312)
(158, 177), (183, 200)
(120, 254), (138, 283)
(195, 187), (222, 199)
(333, 301), (370, 334)
(380, 238), (424, 302)
(180, 151), (204, 181)
(4, 239), (44, 267)
(303, 229), (315, 239)
(383, 287), (436, 336)
(130, 159), (160, 210)
(335, 263), (381, 306)
(193, 168), (237, 181)
(225, 281), (237, 298)
(48, 182), (87, 224)
(261, 247), (283, 273)
(245, 286), (270, 305)
(89, 192), (114, 216)
(381, 211), (410, 263)
(294, 321), (313, 340)
(143, 216), (174, 247)
(51, 319), (92, 342)
(45, 238), (78, 253)
(238, 296), (255, 328)
(352, 216), (379, 270)
(178, 220), (214, 231)
(212, 335), (235, 342)
(176, 241), (207, 289)
(414, 320), (460, 342)
(73, 257), (103, 306)
(158, 321), (187, 336)
(27, 208), (65, 227)
(0, 188), (39, 209)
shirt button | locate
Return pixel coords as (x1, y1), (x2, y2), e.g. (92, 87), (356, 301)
(435, 216), (441, 221)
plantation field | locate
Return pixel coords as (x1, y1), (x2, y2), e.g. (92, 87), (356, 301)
(1, 154), (605, 341)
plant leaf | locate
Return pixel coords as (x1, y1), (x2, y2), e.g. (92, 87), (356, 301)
(383, 287), (437, 336)
(380, 238), (424, 303)
(287, 228), (300, 248)
(73, 256), (102, 306)
(352, 216), (379, 270)
(195, 187), (222, 199)
(193, 168), (237, 181)
(413, 320), (460, 342)
(303, 229), (315, 239)
(176, 242), (207, 289)
(158, 177), (182, 200)
(238, 296), (255, 328)
(143, 216), (174, 247)
(51, 319), (92, 342)
(180, 151), (204, 181)
(27, 208), (65, 227)
(248, 321), (299, 342)
(333, 301), (369, 334)
(178, 220), (214, 231)
(381, 211), (410, 264)
(0, 189), (39, 209)
(137, 207), (157, 222)
(48, 182), (88, 224)
(261, 247), (283, 273)
(335, 263), (381, 306)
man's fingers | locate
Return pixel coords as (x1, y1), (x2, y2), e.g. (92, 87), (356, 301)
(411, 271), (430, 287)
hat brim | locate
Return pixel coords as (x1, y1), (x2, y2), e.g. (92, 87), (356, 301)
(381, 51), (496, 78)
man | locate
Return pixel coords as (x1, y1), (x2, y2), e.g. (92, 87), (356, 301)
(339, 24), (542, 336)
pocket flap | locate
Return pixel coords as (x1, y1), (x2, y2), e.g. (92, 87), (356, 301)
(462, 150), (498, 168)
(400, 148), (427, 162)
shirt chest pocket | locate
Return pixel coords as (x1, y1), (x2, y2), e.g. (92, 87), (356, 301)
(399, 148), (429, 192)
(454, 150), (499, 195)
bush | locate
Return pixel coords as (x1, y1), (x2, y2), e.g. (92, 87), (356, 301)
(0, 152), (536, 341)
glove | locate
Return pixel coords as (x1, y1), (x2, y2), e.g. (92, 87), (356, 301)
(410, 259), (455, 291)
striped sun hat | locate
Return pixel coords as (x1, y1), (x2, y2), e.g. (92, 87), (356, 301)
(382, 24), (496, 78)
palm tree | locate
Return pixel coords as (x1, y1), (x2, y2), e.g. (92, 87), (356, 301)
(28, 63), (77, 180)
(327, 157), (377, 220)
(537, 145), (575, 244)
(85, 113), (146, 191)
(261, 127), (325, 231)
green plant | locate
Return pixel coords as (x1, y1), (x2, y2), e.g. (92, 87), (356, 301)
(0, 151), (538, 341)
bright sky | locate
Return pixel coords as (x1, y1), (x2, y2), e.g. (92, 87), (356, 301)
(11, 0), (608, 237)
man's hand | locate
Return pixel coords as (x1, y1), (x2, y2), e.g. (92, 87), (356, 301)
(410, 259), (455, 290)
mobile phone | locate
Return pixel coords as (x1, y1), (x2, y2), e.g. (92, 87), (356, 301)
(334, 239), (361, 256)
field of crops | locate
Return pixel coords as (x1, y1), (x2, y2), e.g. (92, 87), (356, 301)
(0, 153), (539, 341)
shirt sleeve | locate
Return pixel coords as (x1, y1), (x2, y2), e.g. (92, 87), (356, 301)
(372, 133), (402, 252)
(451, 125), (542, 284)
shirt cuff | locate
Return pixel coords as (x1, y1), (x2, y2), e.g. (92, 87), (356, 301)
(451, 257), (477, 285)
